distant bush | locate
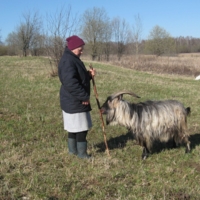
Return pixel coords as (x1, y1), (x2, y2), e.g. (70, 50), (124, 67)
(0, 45), (8, 56)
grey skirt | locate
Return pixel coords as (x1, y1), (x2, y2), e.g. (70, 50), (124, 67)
(62, 110), (92, 132)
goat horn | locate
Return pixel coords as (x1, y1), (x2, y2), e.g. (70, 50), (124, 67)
(111, 91), (140, 100)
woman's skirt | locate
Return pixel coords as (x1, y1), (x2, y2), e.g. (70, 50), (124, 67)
(62, 110), (92, 132)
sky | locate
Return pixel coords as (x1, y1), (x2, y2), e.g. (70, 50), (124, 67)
(0, 0), (200, 42)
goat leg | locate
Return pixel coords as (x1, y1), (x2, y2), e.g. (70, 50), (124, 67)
(142, 143), (150, 160)
(183, 136), (191, 153)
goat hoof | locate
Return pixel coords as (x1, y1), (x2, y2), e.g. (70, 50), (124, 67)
(185, 148), (191, 153)
(142, 154), (148, 160)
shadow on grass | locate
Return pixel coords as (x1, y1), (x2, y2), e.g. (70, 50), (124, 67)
(94, 131), (200, 154)
(94, 131), (134, 152)
(189, 133), (200, 150)
(151, 133), (200, 154)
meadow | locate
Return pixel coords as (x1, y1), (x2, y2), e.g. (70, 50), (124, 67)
(0, 55), (200, 199)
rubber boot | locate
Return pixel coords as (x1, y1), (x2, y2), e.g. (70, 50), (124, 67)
(68, 138), (77, 155)
(77, 142), (91, 159)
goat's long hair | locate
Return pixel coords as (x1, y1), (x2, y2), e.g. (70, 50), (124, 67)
(101, 91), (191, 158)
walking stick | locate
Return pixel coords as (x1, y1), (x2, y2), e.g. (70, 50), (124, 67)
(89, 64), (110, 156)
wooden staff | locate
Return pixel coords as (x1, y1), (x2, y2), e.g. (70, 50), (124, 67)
(89, 64), (110, 156)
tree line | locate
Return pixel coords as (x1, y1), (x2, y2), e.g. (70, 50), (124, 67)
(0, 6), (200, 61)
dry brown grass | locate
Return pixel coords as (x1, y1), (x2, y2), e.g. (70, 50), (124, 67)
(83, 53), (200, 77)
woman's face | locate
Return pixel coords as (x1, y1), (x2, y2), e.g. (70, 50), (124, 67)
(72, 46), (84, 57)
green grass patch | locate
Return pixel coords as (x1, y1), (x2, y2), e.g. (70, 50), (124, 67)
(0, 56), (200, 199)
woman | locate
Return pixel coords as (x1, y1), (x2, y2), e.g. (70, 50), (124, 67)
(58, 35), (95, 158)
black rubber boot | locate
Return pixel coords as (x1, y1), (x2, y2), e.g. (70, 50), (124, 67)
(68, 138), (77, 155)
(77, 142), (91, 159)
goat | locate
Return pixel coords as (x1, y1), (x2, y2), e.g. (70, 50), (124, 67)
(100, 91), (191, 159)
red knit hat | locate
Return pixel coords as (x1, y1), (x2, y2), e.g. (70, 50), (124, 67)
(66, 35), (85, 50)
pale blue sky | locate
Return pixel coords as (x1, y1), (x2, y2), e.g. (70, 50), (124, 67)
(0, 0), (200, 42)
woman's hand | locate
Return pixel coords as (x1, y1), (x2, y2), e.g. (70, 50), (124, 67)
(82, 100), (90, 105)
(89, 68), (96, 77)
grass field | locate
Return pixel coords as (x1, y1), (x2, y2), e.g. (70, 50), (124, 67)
(0, 56), (200, 199)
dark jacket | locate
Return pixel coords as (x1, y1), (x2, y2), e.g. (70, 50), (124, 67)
(58, 47), (92, 113)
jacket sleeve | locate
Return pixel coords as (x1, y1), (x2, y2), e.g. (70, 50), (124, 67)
(60, 59), (90, 101)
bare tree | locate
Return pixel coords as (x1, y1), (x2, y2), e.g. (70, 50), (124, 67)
(145, 25), (175, 56)
(81, 7), (110, 61)
(0, 29), (8, 55)
(112, 17), (130, 61)
(45, 5), (79, 76)
(31, 34), (46, 56)
(6, 32), (21, 55)
(17, 11), (42, 56)
(131, 14), (143, 55)
(102, 22), (113, 61)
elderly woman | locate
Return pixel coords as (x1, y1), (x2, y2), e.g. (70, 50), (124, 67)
(58, 35), (95, 159)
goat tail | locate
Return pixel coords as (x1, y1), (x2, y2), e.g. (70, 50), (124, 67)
(186, 107), (191, 116)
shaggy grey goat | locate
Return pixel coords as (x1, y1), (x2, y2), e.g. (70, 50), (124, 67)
(100, 91), (191, 159)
